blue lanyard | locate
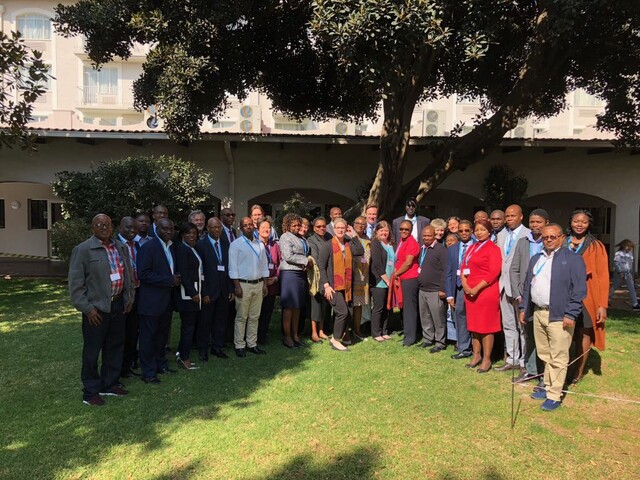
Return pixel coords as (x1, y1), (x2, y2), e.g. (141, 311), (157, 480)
(301, 237), (309, 256)
(419, 246), (428, 266)
(529, 240), (543, 258)
(533, 256), (549, 276)
(264, 242), (273, 264)
(243, 235), (262, 262)
(567, 236), (584, 254)
(505, 231), (516, 255)
(464, 240), (488, 267)
(208, 235), (222, 264)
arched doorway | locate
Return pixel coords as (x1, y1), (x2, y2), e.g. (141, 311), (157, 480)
(525, 192), (615, 256)
(247, 188), (356, 220)
(419, 189), (486, 221)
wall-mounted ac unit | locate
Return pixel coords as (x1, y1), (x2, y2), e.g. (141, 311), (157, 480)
(333, 120), (355, 136)
(423, 109), (447, 136)
(510, 119), (532, 138)
(238, 105), (261, 133)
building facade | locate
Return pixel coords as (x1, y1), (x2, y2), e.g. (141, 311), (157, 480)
(0, 1), (635, 262)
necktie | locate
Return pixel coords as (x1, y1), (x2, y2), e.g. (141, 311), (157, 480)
(127, 241), (138, 286)
(230, 228), (236, 241)
(215, 241), (222, 262)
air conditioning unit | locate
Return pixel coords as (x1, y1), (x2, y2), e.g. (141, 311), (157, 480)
(532, 118), (550, 133)
(333, 120), (355, 136)
(238, 104), (261, 133)
(509, 119), (532, 138)
(423, 110), (447, 136)
(144, 105), (160, 129)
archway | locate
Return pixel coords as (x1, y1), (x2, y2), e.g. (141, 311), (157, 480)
(419, 189), (486, 221)
(247, 188), (356, 220)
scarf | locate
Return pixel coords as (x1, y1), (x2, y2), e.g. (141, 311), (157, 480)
(332, 237), (353, 301)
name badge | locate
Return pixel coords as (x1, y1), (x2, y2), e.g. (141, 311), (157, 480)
(417, 267), (421, 274)
(387, 261), (394, 266)
(110, 273), (121, 281)
(360, 257), (368, 264)
(217, 265), (225, 272)
(456, 269), (461, 276)
(268, 263), (275, 269)
(463, 268), (471, 276)
(200, 274), (205, 281)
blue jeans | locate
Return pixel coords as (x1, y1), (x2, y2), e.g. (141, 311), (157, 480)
(610, 271), (638, 305)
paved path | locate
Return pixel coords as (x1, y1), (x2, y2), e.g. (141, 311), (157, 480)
(0, 258), (67, 278)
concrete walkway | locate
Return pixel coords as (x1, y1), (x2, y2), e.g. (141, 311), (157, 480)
(0, 258), (68, 278)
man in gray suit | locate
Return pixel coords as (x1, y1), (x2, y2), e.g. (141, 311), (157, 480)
(495, 204), (531, 372)
(69, 214), (135, 405)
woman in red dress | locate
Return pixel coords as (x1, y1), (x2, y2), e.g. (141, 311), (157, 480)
(461, 219), (502, 373)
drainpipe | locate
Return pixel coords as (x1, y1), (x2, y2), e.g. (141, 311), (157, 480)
(0, 5), (5, 33)
(223, 140), (235, 208)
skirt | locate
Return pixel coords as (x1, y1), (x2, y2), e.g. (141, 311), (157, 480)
(279, 270), (308, 309)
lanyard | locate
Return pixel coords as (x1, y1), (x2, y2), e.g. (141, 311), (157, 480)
(505, 230), (516, 255)
(567, 236), (584, 254)
(208, 235), (222, 264)
(533, 256), (549, 276)
(301, 237), (309, 256)
(243, 235), (263, 262)
(264, 242), (273, 264)
(529, 240), (543, 258)
(463, 240), (488, 267)
(419, 246), (428, 266)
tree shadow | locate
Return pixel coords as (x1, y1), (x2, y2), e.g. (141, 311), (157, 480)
(0, 279), (314, 479)
(439, 466), (506, 479)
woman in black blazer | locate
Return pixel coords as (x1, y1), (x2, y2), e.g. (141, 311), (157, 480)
(174, 222), (203, 370)
(318, 218), (364, 351)
(369, 221), (395, 342)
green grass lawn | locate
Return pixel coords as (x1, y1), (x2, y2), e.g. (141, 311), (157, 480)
(1, 278), (639, 480)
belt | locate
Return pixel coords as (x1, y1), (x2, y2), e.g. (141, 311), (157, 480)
(111, 293), (123, 302)
(534, 305), (549, 311)
(239, 279), (262, 284)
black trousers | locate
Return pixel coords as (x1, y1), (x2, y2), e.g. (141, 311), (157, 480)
(329, 290), (352, 339)
(258, 294), (276, 344)
(178, 310), (198, 360)
(199, 294), (230, 354)
(138, 308), (172, 379)
(401, 278), (420, 346)
(370, 286), (389, 337)
(81, 297), (125, 399)
(121, 290), (139, 373)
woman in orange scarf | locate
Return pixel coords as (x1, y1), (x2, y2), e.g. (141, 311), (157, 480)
(318, 218), (364, 351)
(566, 210), (609, 383)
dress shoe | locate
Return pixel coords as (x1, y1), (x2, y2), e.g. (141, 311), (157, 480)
(422, 341), (435, 349)
(142, 376), (161, 384)
(530, 389), (547, 400)
(199, 355), (209, 362)
(494, 363), (518, 372)
(514, 371), (539, 383)
(157, 367), (176, 375)
(541, 399), (561, 411)
(477, 364), (492, 373)
(235, 348), (246, 358)
(451, 352), (472, 359)
(247, 346), (266, 355)
(429, 345), (446, 354)
(211, 349), (229, 359)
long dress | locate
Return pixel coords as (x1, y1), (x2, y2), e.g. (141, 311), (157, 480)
(462, 239), (502, 334)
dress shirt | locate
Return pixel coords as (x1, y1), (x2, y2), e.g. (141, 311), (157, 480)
(223, 225), (235, 243)
(118, 234), (139, 287)
(504, 224), (524, 255)
(366, 223), (376, 239)
(530, 248), (558, 307)
(405, 215), (419, 241)
(160, 239), (174, 274)
(135, 234), (151, 246)
(228, 235), (269, 281)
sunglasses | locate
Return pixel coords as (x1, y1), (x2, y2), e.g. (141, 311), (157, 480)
(541, 235), (560, 241)
(399, 228), (411, 232)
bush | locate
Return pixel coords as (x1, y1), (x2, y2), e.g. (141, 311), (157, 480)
(482, 165), (528, 211)
(274, 192), (314, 234)
(51, 218), (91, 264)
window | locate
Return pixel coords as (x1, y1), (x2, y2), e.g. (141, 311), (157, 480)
(574, 89), (604, 107)
(17, 14), (52, 40)
(19, 64), (52, 91)
(83, 67), (118, 104)
(28, 199), (48, 230)
(50, 203), (63, 226)
(0, 200), (5, 229)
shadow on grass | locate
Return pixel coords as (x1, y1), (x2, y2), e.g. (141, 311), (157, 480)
(439, 466), (507, 479)
(0, 279), (314, 479)
(607, 310), (640, 335)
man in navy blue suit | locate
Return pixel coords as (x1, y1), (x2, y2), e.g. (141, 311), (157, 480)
(137, 218), (181, 384)
(445, 219), (475, 360)
(196, 217), (234, 360)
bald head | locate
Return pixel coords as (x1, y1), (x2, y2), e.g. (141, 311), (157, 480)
(505, 205), (523, 230)
(207, 217), (222, 240)
(474, 210), (489, 222)
(421, 225), (436, 246)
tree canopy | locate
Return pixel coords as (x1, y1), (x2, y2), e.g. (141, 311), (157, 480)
(0, 30), (50, 149)
(55, 1), (640, 217)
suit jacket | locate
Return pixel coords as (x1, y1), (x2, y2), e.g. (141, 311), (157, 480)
(174, 242), (202, 312)
(392, 215), (430, 244)
(445, 240), (475, 299)
(137, 237), (176, 316)
(221, 225), (238, 247)
(69, 236), (135, 315)
(196, 234), (232, 301)
(318, 236), (365, 289)
(496, 225), (531, 296)
(326, 222), (336, 238)
(509, 235), (543, 300)
(521, 247), (587, 322)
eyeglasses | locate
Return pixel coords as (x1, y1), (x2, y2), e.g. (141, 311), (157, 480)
(315, 225), (327, 229)
(541, 235), (560, 241)
(94, 223), (112, 229)
(458, 229), (471, 233)
(399, 228), (411, 232)
(354, 222), (366, 226)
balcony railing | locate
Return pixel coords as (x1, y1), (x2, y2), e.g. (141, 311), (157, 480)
(79, 86), (134, 108)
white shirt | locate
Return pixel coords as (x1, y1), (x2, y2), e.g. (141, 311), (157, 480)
(404, 214), (418, 241)
(228, 235), (269, 281)
(530, 248), (558, 308)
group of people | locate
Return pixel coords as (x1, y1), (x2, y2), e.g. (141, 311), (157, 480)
(69, 200), (616, 412)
